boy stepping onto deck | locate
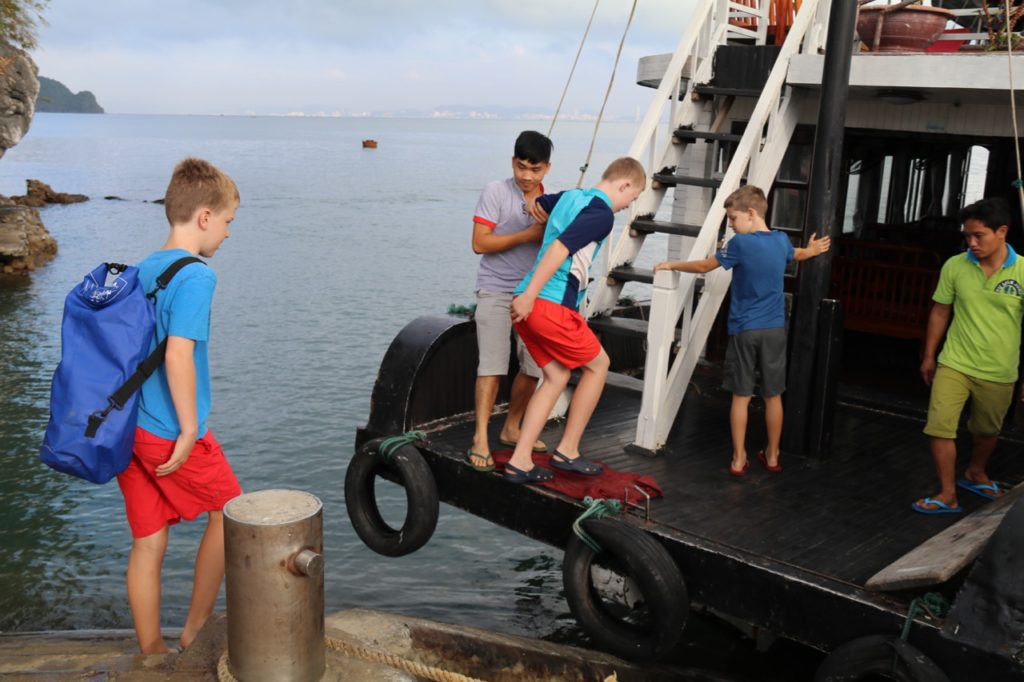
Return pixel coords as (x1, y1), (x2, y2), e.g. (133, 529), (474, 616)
(655, 185), (830, 475)
(506, 157), (646, 484)
(116, 158), (242, 653)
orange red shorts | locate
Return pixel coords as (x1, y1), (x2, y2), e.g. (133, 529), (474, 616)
(117, 427), (242, 539)
(513, 297), (602, 370)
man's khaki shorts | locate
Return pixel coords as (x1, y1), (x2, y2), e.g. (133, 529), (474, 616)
(924, 365), (1014, 439)
(475, 290), (541, 378)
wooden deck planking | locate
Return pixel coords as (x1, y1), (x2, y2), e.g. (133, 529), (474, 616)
(427, 383), (1024, 587)
(867, 484), (1024, 591)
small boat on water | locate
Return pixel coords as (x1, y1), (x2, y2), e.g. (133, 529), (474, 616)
(361, 139), (377, 149)
(350, 1), (1024, 679)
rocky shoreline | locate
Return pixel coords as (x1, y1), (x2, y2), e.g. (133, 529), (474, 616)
(0, 40), (80, 276)
(0, 203), (56, 273)
(0, 180), (88, 274)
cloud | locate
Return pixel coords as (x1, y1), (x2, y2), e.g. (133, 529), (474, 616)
(32, 0), (699, 116)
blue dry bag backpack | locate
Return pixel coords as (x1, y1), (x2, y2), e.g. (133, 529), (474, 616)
(40, 257), (203, 483)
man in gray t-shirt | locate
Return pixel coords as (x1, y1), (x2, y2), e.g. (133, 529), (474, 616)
(466, 131), (553, 472)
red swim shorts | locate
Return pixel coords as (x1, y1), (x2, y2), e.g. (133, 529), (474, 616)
(513, 297), (602, 370)
(117, 427), (242, 539)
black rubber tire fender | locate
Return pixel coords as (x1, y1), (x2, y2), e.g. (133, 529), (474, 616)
(562, 517), (689, 661)
(814, 634), (951, 682)
(344, 437), (439, 557)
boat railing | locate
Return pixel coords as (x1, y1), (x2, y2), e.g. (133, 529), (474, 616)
(938, 6), (1017, 46)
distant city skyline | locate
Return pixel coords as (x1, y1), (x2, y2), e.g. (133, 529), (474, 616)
(30, 0), (698, 119)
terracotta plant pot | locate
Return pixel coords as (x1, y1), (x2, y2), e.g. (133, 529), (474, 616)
(857, 5), (955, 53)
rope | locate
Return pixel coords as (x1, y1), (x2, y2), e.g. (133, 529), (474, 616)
(217, 637), (486, 682)
(576, 0), (638, 188)
(1005, 0), (1024, 223)
(572, 496), (623, 552)
(899, 592), (950, 642)
(377, 431), (427, 461)
(326, 637), (485, 682)
(549, 0), (601, 138)
(447, 302), (476, 316)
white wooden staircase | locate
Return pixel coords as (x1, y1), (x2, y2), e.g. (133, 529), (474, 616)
(584, 0), (830, 453)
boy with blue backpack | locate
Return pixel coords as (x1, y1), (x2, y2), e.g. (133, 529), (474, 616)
(117, 158), (242, 653)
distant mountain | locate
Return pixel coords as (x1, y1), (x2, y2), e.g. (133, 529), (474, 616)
(36, 77), (104, 114)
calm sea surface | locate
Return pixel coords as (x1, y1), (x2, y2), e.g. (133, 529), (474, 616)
(0, 114), (666, 635)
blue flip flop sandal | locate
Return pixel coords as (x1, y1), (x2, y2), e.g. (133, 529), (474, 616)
(550, 450), (603, 476)
(911, 497), (963, 515)
(957, 479), (1006, 501)
(503, 462), (553, 484)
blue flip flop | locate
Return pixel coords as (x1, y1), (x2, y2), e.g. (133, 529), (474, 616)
(911, 497), (963, 515)
(503, 462), (553, 484)
(957, 479), (1006, 501)
(550, 450), (603, 476)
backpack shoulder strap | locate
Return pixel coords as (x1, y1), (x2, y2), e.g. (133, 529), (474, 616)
(85, 256), (206, 437)
(146, 256), (205, 301)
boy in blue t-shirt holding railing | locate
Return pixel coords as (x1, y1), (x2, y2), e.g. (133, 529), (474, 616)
(655, 185), (830, 476)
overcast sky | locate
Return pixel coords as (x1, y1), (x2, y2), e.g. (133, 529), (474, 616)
(30, 0), (699, 117)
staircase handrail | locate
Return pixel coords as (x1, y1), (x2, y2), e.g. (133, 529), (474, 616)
(655, 0), (823, 306)
(585, 0), (722, 318)
(626, 0), (716, 162)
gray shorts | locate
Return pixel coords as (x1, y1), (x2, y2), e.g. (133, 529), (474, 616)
(475, 290), (541, 378)
(722, 327), (787, 397)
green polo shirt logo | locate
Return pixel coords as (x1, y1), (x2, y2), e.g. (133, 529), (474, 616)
(994, 278), (1023, 296)
(935, 245), (1024, 384)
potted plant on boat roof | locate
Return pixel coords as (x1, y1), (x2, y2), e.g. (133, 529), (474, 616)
(856, 0), (957, 52)
(979, 0), (1024, 50)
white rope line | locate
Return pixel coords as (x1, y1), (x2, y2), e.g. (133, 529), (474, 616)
(549, 0), (601, 138)
(576, 0), (639, 188)
(218, 638), (487, 682)
(1005, 0), (1024, 223)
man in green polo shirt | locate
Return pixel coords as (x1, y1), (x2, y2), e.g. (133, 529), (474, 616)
(914, 197), (1024, 514)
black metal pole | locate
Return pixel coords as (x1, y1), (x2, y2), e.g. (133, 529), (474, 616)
(782, 1), (858, 457)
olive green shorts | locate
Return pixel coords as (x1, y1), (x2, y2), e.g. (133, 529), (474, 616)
(924, 365), (1015, 439)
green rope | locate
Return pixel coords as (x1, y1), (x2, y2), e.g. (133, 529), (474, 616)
(447, 303), (477, 316)
(378, 431), (427, 461)
(900, 592), (950, 642)
(572, 496), (623, 552)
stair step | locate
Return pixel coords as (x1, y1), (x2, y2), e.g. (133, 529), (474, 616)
(773, 178), (809, 190)
(605, 372), (645, 395)
(693, 85), (762, 98)
(608, 266), (654, 284)
(631, 218), (702, 238)
(568, 369), (644, 395)
(590, 315), (688, 343)
(588, 316), (650, 339)
(672, 128), (743, 144)
(651, 173), (722, 189)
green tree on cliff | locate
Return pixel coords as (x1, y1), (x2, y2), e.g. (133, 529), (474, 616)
(0, 0), (47, 50)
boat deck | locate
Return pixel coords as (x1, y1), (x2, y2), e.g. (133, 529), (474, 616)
(356, 316), (1024, 678)
(422, 374), (1024, 589)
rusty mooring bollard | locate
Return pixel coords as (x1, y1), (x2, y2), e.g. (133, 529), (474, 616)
(224, 490), (325, 681)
